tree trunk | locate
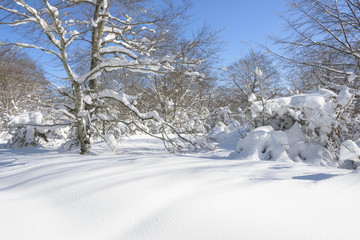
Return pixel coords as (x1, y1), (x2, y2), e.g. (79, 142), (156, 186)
(75, 0), (106, 154)
(89, 0), (106, 91)
(74, 82), (90, 154)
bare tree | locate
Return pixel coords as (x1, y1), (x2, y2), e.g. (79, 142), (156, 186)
(0, 45), (51, 129)
(223, 49), (283, 121)
(272, 0), (360, 93)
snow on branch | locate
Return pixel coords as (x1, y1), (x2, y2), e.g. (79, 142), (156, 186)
(0, 5), (36, 25)
(67, 0), (96, 5)
(15, 42), (61, 58)
(98, 89), (205, 152)
(100, 46), (138, 59)
(75, 55), (178, 83)
(98, 89), (164, 124)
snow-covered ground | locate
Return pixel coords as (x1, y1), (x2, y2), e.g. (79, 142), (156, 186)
(0, 135), (359, 240)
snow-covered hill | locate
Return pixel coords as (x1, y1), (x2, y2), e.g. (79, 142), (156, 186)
(0, 135), (359, 240)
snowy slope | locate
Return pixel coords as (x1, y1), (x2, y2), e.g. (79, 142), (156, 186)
(0, 136), (359, 240)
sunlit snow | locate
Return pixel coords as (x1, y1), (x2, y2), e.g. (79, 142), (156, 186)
(0, 135), (359, 240)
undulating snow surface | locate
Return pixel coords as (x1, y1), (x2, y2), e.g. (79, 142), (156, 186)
(0, 135), (359, 240)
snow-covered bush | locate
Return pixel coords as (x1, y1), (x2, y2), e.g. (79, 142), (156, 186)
(7, 112), (47, 147)
(245, 88), (360, 168)
(7, 111), (68, 148)
(230, 126), (291, 162)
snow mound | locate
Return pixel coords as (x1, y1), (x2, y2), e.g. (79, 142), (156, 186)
(209, 121), (248, 150)
(230, 126), (290, 161)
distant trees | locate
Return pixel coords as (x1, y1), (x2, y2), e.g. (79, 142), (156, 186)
(0, 46), (51, 130)
(222, 50), (283, 126)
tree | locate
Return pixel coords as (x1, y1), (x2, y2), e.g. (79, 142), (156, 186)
(272, 0), (360, 93)
(0, 0), (207, 154)
(88, 22), (222, 137)
(223, 49), (283, 126)
(129, 24), (221, 133)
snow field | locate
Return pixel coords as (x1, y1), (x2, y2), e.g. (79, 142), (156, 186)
(0, 136), (359, 240)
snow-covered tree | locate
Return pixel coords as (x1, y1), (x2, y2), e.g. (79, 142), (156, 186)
(131, 25), (221, 134)
(0, 0), (207, 154)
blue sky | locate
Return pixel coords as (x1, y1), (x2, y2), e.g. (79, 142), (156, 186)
(190, 0), (288, 65)
(0, 0), (289, 80)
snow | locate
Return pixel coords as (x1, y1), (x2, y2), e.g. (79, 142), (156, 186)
(184, 71), (205, 78)
(347, 72), (356, 83)
(103, 134), (118, 153)
(230, 126), (291, 162)
(255, 66), (263, 78)
(267, 93), (327, 113)
(116, 122), (128, 134)
(1, 135), (359, 240)
(100, 46), (137, 59)
(251, 90), (337, 120)
(99, 89), (164, 124)
(248, 93), (257, 102)
(104, 33), (116, 42)
(10, 111), (43, 125)
(284, 122), (328, 165)
(339, 140), (360, 169)
(249, 89), (356, 165)
(337, 86), (352, 107)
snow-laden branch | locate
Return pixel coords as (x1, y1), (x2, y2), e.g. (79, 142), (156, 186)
(75, 54), (179, 83)
(97, 89), (206, 152)
(0, 5), (36, 25)
(100, 46), (138, 59)
(15, 42), (61, 58)
(98, 89), (164, 124)
(68, 0), (96, 5)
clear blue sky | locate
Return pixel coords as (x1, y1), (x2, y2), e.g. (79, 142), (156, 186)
(0, 0), (289, 80)
(190, 0), (288, 65)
